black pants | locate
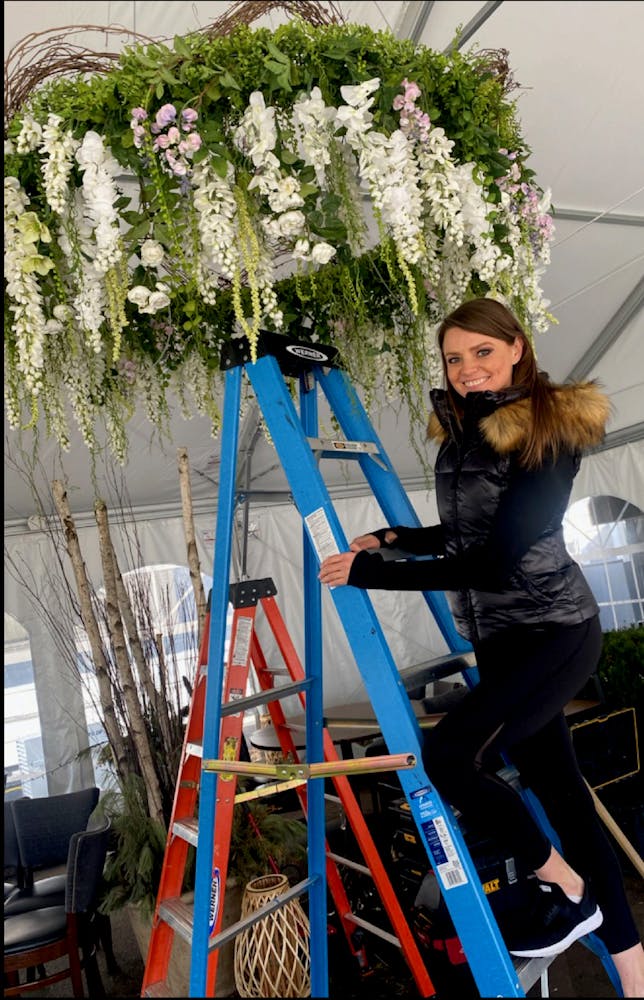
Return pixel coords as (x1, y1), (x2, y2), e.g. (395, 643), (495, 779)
(421, 615), (639, 954)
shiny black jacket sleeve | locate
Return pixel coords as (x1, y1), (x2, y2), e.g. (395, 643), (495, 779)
(371, 524), (446, 556)
(348, 451), (580, 593)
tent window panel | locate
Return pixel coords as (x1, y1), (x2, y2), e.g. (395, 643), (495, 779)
(606, 560), (636, 602)
(565, 494), (644, 632)
(633, 551), (644, 595)
(614, 602), (643, 628)
(584, 563), (610, 603)
(4, 614), (42, 799)
(598, 605), (616, 631)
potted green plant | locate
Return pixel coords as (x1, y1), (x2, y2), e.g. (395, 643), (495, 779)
(592, 624), (643, 871)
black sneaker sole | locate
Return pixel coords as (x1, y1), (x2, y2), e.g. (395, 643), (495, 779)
(509, 905), (604, 959)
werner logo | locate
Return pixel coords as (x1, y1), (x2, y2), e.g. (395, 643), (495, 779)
(285, 344), (330, 362)
(209, 868), (220, 933)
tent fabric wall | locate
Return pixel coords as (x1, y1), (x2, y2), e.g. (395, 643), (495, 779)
(5, 438), (642, 793)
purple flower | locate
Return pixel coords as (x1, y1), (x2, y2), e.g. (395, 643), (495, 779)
(181, 108), (199, 128)
(130, 107), (147, 123)
(131, 125), (146, 149)
(155, 104), (177, 128)
(179, 133), (202, 155)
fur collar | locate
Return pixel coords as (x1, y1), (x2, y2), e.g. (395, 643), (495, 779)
(428, 381), (610, 453)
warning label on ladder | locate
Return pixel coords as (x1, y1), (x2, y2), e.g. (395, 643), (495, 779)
(416, 791), (468, 890)
(231, 618), (253, 666)
(305, 507), (340, 562)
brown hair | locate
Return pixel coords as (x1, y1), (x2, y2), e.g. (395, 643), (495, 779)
(436, 297), (559, 468)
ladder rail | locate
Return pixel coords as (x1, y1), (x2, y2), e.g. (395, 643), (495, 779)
(301, 367), (332, 997)
(141, 616), (211, 994)
(189, 365), (243, 998)
(318, 366), (470, 656)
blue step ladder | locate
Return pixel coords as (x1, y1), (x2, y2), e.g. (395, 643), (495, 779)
(189, 331), (546, 998)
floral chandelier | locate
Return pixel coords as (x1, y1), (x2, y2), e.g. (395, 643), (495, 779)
(4, 4), (555, 462)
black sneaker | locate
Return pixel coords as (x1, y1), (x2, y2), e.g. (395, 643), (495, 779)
(506, 879), (603, 959)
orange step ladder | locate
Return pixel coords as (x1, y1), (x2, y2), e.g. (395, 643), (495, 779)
(141, 579), (435, 998)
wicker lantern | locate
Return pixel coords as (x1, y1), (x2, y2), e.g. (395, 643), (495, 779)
(233, 873), (310, 997)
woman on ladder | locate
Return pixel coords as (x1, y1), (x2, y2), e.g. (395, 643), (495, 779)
(319, 297), (644, 998)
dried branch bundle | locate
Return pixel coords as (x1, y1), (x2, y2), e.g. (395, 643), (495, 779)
(4, 2), (344, 129)
(203, 0), (344, 36)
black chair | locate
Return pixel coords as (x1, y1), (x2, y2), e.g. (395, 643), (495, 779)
(4, 815), (111, 997)
(4, 788), (100, 917)
(4, 801), (24, 905)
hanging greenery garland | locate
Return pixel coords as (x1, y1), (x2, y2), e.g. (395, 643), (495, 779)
(4, 9), (555, 462)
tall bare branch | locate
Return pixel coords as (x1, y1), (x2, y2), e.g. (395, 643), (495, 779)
(94, 499), (166, 826)
(177, 447), (208, 646)
(51, 480), (129, 780)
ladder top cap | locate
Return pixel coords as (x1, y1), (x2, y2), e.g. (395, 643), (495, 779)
(220, 330), (340, 375)
(229, 577), (277, 607)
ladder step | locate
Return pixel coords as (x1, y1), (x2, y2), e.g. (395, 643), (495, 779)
(184, 740), (203, 758)
(343, 910), (401, 948)
(398, 651), (477, 691)
(172, 816), (199, 847)
(220, 677), (312, 716)
(207, 876), (316, 954)
(158, 897), (194, 944)
(326, 850), (371, 877)
(307, 437), (380, 459)
(515, 954), (554, 994)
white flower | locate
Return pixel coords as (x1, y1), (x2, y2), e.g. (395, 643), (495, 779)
(140, 240), (165, 267)
(127, 282), (171, 314)
(275, 210), (306, 239)
(75, 131), (122, 275)
(310, 242), (336, 265)
(339, 78), (380, 108)
(127, 285), (151, 308)
(335, 104), (374, 140)
(16, 114), (42, 153)
(146, 285), (171, 313)
(75, 131), (108, 167)
(292, 238), (311, 260)
(39, 114), (78, 215)
(234, 91), (277, 167)
(293, 87), (336, 185)
(267, 176), (304, 213)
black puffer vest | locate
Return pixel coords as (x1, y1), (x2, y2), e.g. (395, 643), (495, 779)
(428, 383), (609, 643)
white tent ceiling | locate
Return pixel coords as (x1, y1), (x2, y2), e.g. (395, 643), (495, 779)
(4, 0), (644, 528)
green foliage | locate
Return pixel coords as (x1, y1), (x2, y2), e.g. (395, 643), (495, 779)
(5, 17), (552, 464)
(229, 798), (308, 887)
(20, 21), (521, 175)
(98, 773), (307, 916)
(596, 624), (644, 713)
(99, 773), (171, 918)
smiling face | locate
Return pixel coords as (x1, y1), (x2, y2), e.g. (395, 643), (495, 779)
(442, 325), (524, 398)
